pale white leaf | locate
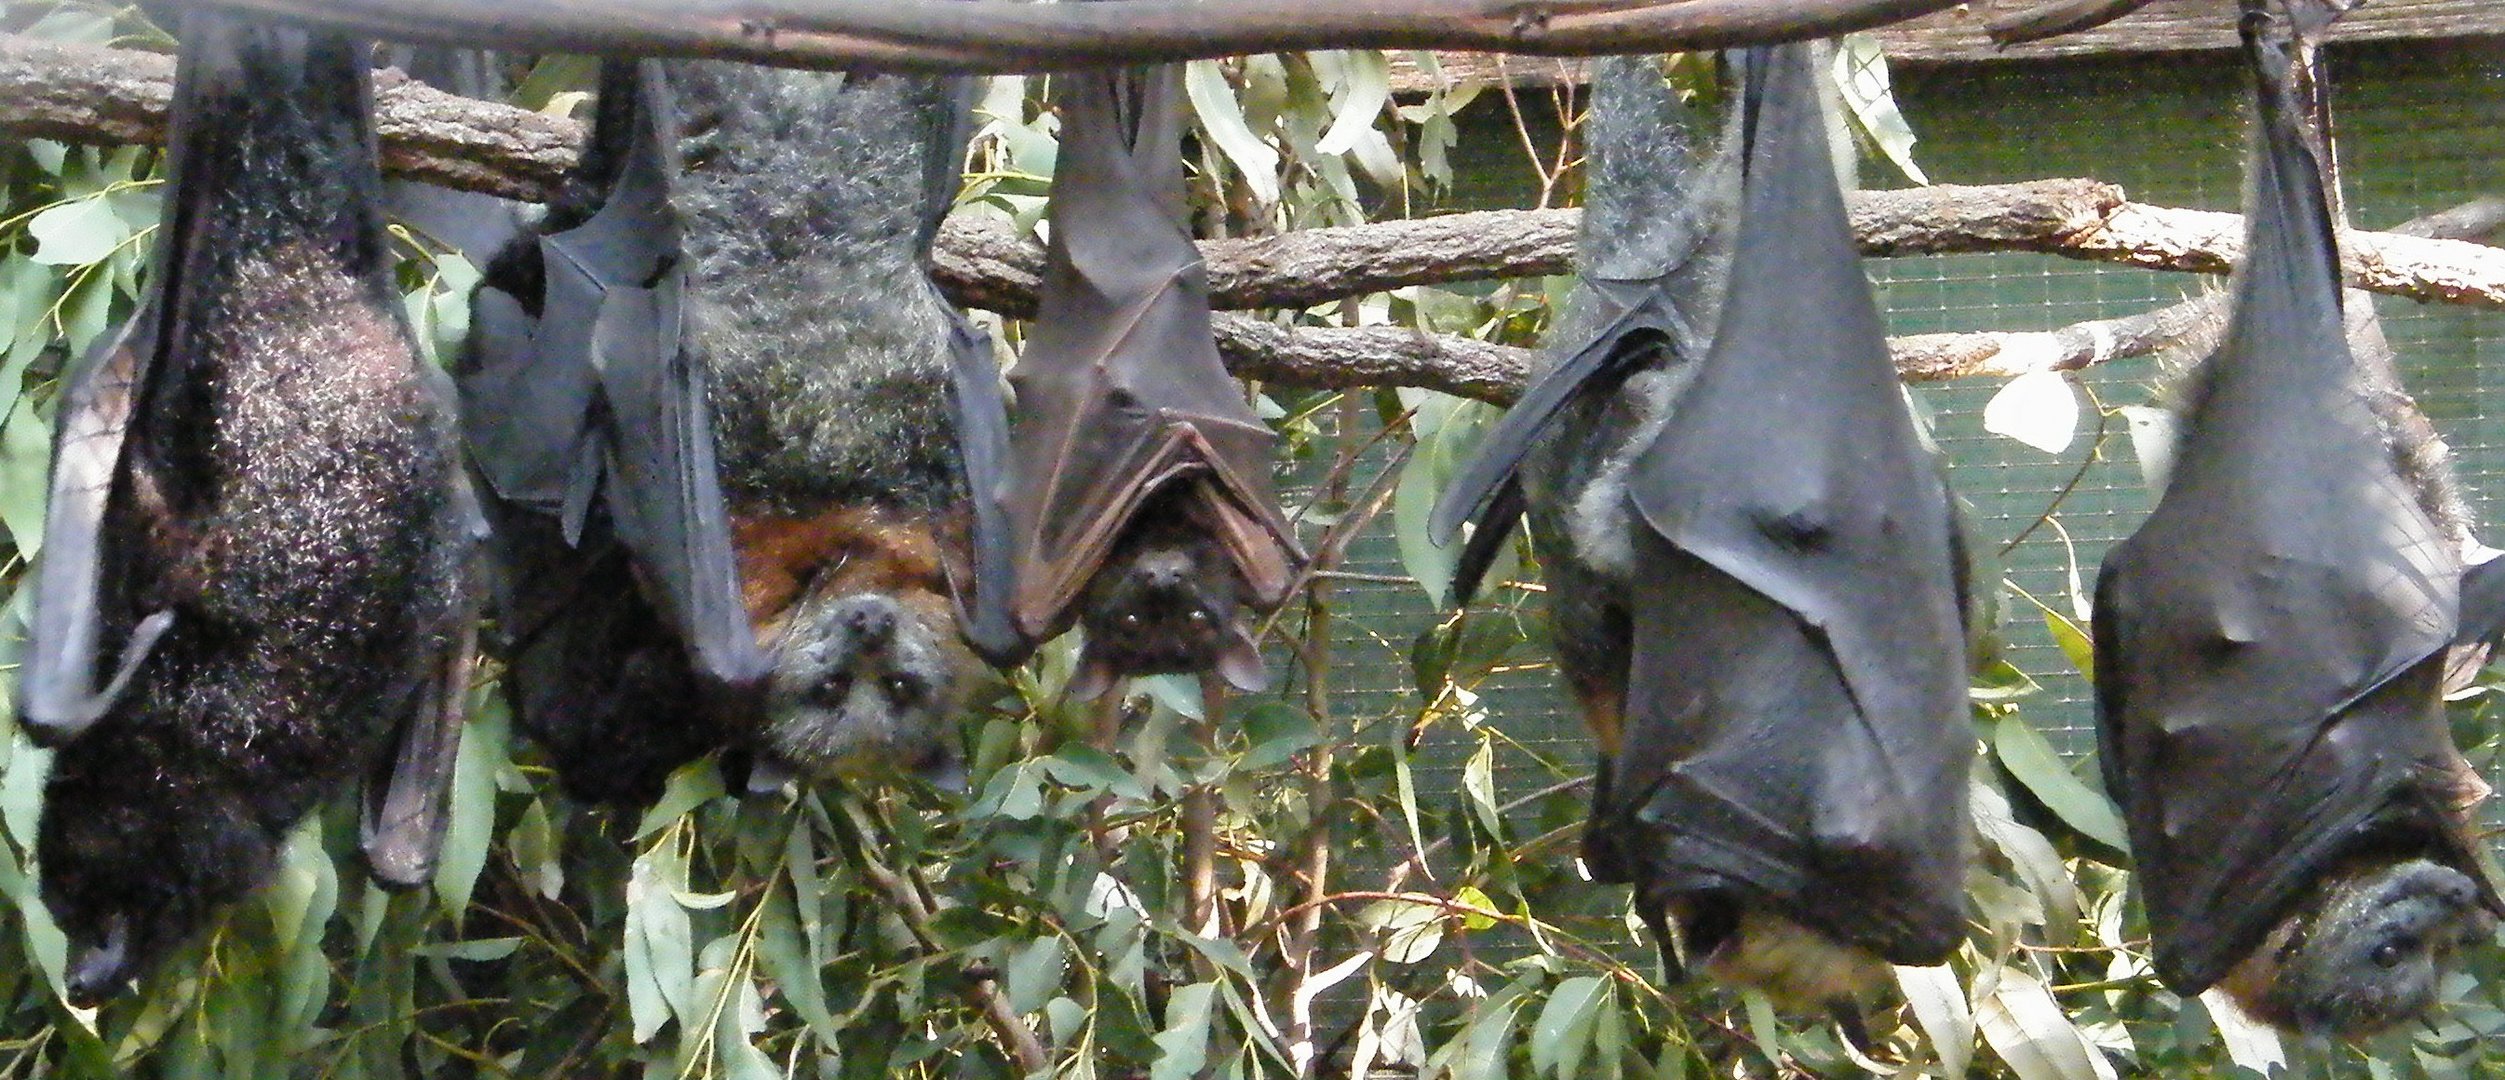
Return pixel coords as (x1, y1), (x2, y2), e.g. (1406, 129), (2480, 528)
(2118, 405), (2180, 495)
(1984, 369), (2081, 453)
(1832, 34), (1929, 185)
(1897, 964), (1974, 1078)
(2200, 988), (2288, 1076)
(1976, 965), (2116, 1080)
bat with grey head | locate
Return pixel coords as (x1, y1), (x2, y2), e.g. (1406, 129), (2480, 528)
(1432, 45), (1975, 1026)
(2092, 0), (2504, 1040)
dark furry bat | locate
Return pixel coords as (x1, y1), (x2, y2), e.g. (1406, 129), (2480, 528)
(1431, 47), (1973, 1014)
(456, 60), (768, 806)
(17, 13), (476, 1002)
(963, 64), (1305, 700)
(2092, 1), (2503, 1039)
(669, 63), (997, 787)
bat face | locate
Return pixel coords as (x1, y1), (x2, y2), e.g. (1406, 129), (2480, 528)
(2220, 858), (2495, 1039)
(736, 504), (983, 787)
(1068, 492), (1266, 699)
(760, 587), (977, 784)
(40, 768), (269, 1003)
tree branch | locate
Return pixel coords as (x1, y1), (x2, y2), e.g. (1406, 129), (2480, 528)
(10, 34), (2501, 310)
(208, 0), (1970, 74)
(8, 34), (2502, 406)
(1984, 0), (2164, 44)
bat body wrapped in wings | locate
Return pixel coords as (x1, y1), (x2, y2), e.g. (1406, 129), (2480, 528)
(964, 64), (1305, 700)
(18, 12), (478, 1001)
(443, 63), (994, 793)
(2092, 1), (2502, 1039)
(673, 63), (997, 786)
(460, 60), (768, 805)
(1431, 47), (1973, 1014)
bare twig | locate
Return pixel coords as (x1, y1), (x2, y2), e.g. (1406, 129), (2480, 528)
(1277, 394), (1364, 1077)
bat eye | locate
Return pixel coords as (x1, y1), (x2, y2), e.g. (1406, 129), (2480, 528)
(814, 673), (854, 704)
(1121, 614), (1143, 630)
(1185, 610), (1209, 625)
(884, 675), (922, 704)
(2371, 941), (2408, 968)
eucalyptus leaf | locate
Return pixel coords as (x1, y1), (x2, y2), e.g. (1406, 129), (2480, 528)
(1976, 965), (2118, 1080)
(1183, 61), (1280, 205)
(27, 198), (130, 267)
(1995, 714), (2129, 854)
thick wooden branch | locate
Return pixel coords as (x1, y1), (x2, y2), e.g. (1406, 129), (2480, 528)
(209, 0), (1970, 74)
(7, 34), (2501, 406)
(0, 36), (579, 201)
(1985, 0), (2165, 44)
(12, 34), (2502, 312)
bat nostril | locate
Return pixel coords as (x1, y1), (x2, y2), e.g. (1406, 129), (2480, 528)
(845, 604), (896, 644)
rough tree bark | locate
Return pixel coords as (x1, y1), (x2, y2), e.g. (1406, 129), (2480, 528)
(6, 34), (2499, 308)
(212, 0), (1972, 73)
(3, 33), (2500, 404)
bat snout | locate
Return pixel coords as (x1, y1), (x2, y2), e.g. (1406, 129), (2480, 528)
(834, 598), (899, 650)
(64, 914), (134, 1006)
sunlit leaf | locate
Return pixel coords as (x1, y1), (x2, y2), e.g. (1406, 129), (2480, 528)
(1995, 714), (2128, 853)
(1898, 964), (1974, 1078)
(1977, 965), (2118, 1080)
(1985, 369), (2081, 454)
(1184, 61), (1280, 205)
(27, 198), (130, 267)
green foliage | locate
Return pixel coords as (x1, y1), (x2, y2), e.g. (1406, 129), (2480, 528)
(1, 17), (2503, 1079)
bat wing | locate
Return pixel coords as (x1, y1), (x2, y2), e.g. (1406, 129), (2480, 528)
(980, 65), (1305, 658)
(2092, 12), (2498, 994)
(1430, 56), (1732, 607)
(1593, 44), (1972, 966)
(17, 322), (176, 743)
(9, 21), (307, 740)
(1429, 281), (1693, 605)
(359, 571), (480, 888)
(460, 61), (763, 692)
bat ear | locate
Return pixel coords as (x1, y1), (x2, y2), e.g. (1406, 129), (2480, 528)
(1218, 621), (1271, 694)
(743, 753), (797, 796)
(1066, 650), (1121, 701)
(2455, 554), (2505, 651)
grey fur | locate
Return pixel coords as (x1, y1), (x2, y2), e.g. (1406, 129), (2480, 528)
(671, 66), (970, 517)
(2236, 858), (2495, 1038)
(1518, 56), (1733, 709)
(662, 63), (984, 783)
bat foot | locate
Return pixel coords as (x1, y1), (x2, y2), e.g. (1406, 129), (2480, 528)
(63, 915), (133, 1007)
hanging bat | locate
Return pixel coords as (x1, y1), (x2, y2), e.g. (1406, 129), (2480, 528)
(963, 64), (1306, 701)
(1431, 46), (1974, 1018)
(457, 59), (768, 806)
(666, 63), (998, 787)
(18, 12), (478, 1002)
(2092, 1), (2502, 1040)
